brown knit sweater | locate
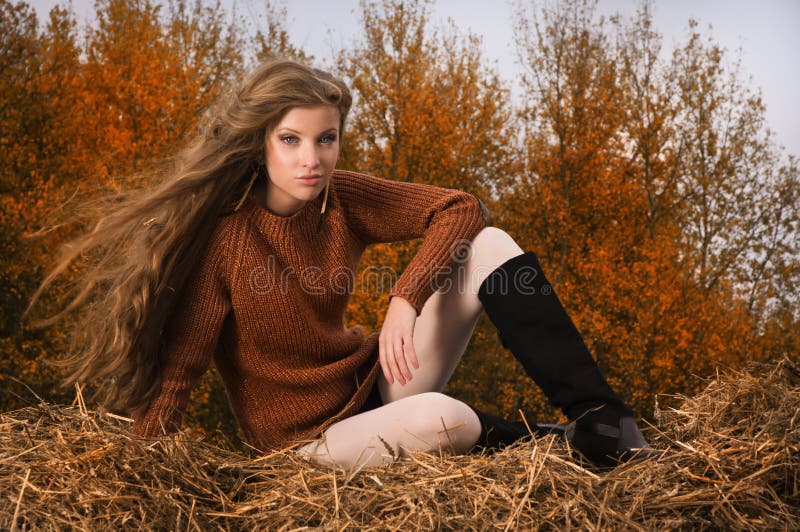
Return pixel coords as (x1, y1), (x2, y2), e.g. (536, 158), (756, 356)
(130, 169), (489, 451)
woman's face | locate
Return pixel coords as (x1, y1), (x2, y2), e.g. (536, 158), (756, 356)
(263, 105), (340, 217)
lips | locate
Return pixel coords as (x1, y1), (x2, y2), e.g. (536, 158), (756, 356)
(298, 174), (322, 185)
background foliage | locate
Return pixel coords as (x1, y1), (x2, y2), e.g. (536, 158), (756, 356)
(2, 0), (798, 449)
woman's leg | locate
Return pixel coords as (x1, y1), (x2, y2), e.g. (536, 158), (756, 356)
(297, 392), (481, 469)
(374, 226), (656, 466)
(378, 227), (524, 402)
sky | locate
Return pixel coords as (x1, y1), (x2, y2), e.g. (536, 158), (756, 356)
(26, 0), (800, 159)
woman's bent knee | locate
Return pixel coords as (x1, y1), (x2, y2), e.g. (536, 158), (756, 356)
(467, 228), (524, 292)
(403, 393), (481, 453)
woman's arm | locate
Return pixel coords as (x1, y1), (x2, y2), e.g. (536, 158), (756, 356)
(334, 169), (490, 316)
(130, 235), (231, 437)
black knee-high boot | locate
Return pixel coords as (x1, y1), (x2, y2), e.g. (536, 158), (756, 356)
(477, 251), (653, 466)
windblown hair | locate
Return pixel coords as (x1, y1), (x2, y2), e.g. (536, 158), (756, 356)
(23, 59), (353, 414)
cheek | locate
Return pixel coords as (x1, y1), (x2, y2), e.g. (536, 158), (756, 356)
(266, 143), (292, 171)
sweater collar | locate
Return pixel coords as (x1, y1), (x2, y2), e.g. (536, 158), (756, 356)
(242, 184), (327, 236)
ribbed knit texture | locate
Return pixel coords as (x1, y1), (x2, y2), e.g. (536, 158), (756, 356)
(130, 169), (489, 451)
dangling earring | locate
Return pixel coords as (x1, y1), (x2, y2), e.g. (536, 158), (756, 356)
(320, 179), (330, 214)
(317, 179), (330, 233)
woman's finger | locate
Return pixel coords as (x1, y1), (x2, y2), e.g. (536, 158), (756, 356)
(393, 337), (413, 381)
(379, 335), (393, 384)
(387, 335), (406, 385)
(404, 333), (420, 370)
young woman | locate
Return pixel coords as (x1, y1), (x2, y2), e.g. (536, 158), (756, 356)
(26, 59), (657, 470)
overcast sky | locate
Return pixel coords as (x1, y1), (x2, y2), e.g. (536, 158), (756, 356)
(27, 0), (800, 159)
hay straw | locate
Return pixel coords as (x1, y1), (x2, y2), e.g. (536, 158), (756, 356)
(1, 357), (798, 529)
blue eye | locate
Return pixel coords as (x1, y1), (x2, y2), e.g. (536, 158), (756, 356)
(280, 135), (297, 144)
(319, 134), (337, 144)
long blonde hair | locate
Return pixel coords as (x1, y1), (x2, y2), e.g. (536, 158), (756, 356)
(23, 59), (352, 414)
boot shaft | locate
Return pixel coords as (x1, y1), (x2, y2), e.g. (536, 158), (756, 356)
(477, 251), (632, 421)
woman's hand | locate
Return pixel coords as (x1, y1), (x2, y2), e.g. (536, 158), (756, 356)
(379, 296), (419, 385)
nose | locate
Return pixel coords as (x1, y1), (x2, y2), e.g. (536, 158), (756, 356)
(301, 144), (321, 169)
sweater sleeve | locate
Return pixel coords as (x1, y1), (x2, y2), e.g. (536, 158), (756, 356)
(334, 170), (490, 315)
(130, 232), (231, 437)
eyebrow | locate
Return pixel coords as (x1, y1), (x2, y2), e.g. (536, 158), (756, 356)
(276, 127), (338, 135)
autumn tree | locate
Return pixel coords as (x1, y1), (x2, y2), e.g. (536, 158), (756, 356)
(507, 0), (799, 417)
(1, 1), (83, 408)
(250, 0), (312, 65)
(503, 0), (664, 418)
(611, 2), (799, 395)
(72, 0), (244, 183)
(337, 0), (515, 194)
(665, 18), (800, 360)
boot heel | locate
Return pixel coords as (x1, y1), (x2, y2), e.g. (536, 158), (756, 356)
(569, 415), (668, 468)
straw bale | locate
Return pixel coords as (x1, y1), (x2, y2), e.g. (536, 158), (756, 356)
(1, 357), (798, 530)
